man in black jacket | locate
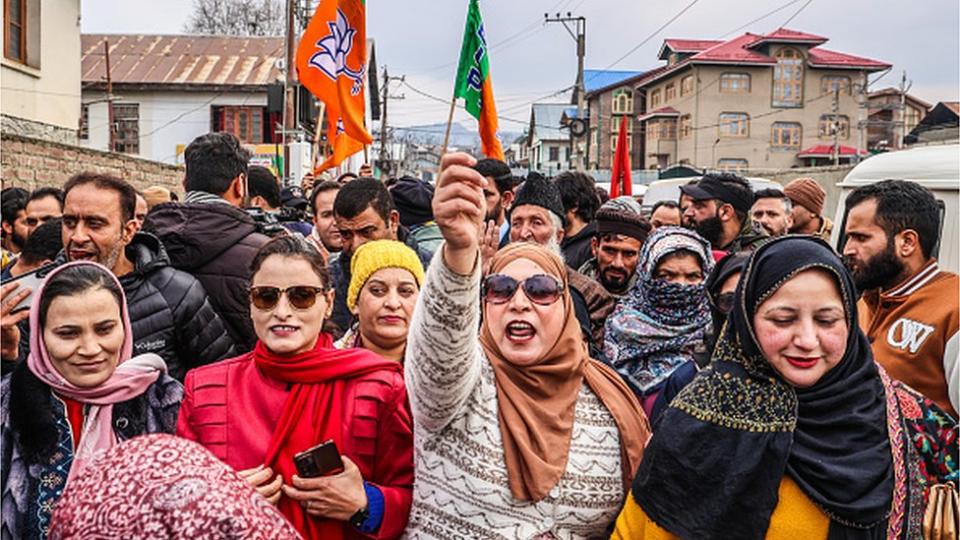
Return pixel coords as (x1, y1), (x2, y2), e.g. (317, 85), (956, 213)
(143, 133), (270, 350)
(4, 172), (237, 380)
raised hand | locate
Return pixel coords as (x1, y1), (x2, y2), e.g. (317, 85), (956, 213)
(433, 152), (487, 275)
(0, 282), (31, 360)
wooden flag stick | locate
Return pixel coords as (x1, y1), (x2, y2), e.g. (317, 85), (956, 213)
(440, 90), (457, 162)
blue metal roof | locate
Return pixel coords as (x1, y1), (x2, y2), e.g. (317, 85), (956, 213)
(583, 69), (645, 93)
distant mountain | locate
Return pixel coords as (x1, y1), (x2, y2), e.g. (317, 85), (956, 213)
(392, 122), (522, 149)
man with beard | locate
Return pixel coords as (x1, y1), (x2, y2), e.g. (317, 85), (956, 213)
(843, 179), (958, 417)
(1, 188), (29, 269)
(475, 158), (515, 246)
(680, 172), (767, 254)
(49, 172), (235, 379)
(578, 197), (651, 297)
(751, 188), (793, 237)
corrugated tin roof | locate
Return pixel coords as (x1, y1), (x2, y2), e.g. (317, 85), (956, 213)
(583, 69), (645, 93)
(81, 34), (284, 88)
(530, 103), (569, 141)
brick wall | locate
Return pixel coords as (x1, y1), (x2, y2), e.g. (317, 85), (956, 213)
(1, 133), (184, 193)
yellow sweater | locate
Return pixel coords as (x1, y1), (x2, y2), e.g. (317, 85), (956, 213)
(612, 475), (830, 539)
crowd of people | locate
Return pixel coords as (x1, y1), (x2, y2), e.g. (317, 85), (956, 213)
(0, 131), (956, 539)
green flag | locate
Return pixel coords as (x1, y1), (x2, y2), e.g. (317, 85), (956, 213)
(451, 0), (503, 158)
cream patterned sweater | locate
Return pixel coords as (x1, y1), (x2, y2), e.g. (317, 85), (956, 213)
(403, 252), (624, 540)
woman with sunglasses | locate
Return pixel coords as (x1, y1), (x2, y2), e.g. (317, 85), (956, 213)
(402, 153), (650, 539)
(613, 236), (958, 539)
(177, 236), (414, 540)
(335, 240), (424, 363)
(603, 226), (715, 424)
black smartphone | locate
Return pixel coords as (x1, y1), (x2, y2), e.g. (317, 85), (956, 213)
(0, 263), (57, 313)
(293, 439), (345, 478)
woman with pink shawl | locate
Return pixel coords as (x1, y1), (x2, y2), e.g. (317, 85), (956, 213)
(1, 261), (182, 540)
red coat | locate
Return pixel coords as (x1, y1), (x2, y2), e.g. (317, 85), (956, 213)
(176, 352), (414, 539)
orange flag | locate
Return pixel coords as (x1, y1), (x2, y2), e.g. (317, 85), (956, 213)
(610, 115), (632, 197)
(297, 0), (372, 171)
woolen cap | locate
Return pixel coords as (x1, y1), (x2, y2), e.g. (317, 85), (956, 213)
(390, 176), (435, 227)
(595, 196), (651, 243)
(784, 177), (825, 216)
(510, 174), (566, 225)
(348, 240), (425, 312)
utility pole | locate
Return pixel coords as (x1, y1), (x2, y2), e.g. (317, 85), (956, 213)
(378, 67), (405, 177)
(104, 38), (114, 152)
(545, 12), (586, 171)
(832, 86), (840, 166)
(897, 70), (912, 149)
(282, 0), (298, 181)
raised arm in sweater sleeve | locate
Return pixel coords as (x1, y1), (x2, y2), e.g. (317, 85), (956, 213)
(404, 247), (483, 434)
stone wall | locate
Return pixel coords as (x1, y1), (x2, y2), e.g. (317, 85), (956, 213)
(1, 133), (184, 193)
(1, 114), (79, 146)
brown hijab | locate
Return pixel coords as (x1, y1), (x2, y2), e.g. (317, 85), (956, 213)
(479, 242), (651, 502)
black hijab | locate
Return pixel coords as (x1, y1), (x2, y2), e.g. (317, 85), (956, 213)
(633, 236), (893, 540)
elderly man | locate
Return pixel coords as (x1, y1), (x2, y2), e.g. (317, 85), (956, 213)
(578, 197), (651, 297)
(509, 174), (614, 347)
(751, 188), (793, 237)
(785, 177), (833, 241)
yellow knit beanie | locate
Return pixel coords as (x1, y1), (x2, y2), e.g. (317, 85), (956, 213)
(348, 240), (425, 312)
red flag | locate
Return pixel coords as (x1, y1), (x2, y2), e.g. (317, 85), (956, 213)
(296, 0), (372, 172)
(610, 115), (632, 197)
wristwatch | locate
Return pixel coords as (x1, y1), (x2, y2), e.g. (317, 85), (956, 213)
(349, 505), (370, 529)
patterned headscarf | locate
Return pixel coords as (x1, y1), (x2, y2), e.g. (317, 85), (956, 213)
(603, 226), (714, 393)
(49, 434), (303, 539)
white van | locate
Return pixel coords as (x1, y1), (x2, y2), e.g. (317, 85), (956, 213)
(640, 176), (782, 214)
(594, 182), (648, 200)
(831, 144), (960, 274)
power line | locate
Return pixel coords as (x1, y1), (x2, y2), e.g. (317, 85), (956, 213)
(591, 0), (701, 75)
(718, 0), (806, 38)
(780, 0), (814, 28)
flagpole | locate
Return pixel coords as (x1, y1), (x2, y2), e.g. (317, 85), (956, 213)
(440, 90), (457, 161)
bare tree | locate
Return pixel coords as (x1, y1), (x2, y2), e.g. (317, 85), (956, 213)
(183, 0), (285, 36)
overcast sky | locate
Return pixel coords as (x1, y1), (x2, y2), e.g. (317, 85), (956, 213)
(82, 0), (959, 131)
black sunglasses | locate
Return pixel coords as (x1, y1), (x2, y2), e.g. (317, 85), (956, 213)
(249, 286), (326, 311)
(482, 274), (563, 306)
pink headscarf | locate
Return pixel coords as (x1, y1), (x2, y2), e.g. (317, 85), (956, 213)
(27, 261), (166, 484)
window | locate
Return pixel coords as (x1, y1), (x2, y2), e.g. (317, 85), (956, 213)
(719, 112), (749, 137)
(717, 159), (748, 172)
(590, 127), (599, 145)
(771, 122), (802, 150)
(113, 103), (140, 154)
(650, 89), (662, 108)
(79, 104), (89, 140)
(612, 116), (633, 134)
(665, 83), (676, 101)
(565, 147), (571, 162)
(821, 76), (851, 96)
(611, 135), (633, 153)
(773, 48), (804, 107)
(214, 106), (267, 144)
(549, 146), (560, 162)
(719, 73), (751, 94)
(680, 114), (692, 138)
(818, 114), (849, 139)
(4, 0), (25, 63)
(612, 88), (633, 114)
(646, 118), (677, 141)
(681, 75), (693, 96)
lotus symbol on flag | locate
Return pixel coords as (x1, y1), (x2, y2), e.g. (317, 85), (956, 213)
(308, 8), (366, 95)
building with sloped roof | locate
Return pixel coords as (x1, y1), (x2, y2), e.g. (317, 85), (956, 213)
(585, 28), (890, 172)
(528, 103), (572, 174)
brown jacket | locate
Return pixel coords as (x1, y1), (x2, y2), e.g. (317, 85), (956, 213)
(567, 267), (616, 346)
(858, 260), (959, 417)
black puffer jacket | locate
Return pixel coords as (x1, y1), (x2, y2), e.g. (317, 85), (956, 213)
(144, 202), (270, 351)
(119, 233), (237, 380)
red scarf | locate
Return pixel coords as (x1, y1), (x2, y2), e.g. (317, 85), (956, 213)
(255, 333), (401, 539)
